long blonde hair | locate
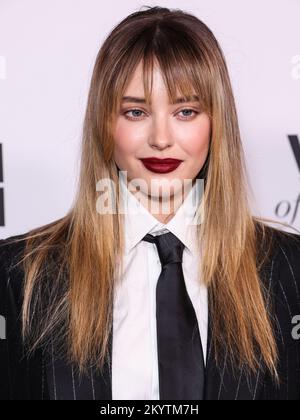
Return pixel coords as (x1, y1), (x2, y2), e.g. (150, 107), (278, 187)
(6, 6), (299, 377)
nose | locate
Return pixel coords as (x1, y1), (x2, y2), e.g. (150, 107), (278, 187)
(148, 116), (174, 151)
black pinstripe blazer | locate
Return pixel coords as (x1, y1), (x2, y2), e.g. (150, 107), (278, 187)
(0, 224), (300, 400)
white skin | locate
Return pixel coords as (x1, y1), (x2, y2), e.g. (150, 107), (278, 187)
(113, 59), (211, 223)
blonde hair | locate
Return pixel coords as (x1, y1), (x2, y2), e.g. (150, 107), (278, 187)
(7, 6), (299, 378)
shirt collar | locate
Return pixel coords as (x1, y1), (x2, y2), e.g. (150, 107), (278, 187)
(119, 173), (203, 257)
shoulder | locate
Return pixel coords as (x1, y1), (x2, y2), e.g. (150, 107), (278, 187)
(0, 232), (29, 258)
(0, 232), (30, 277)
(257, 223), (300, 308)
(267, 226), (300, 276)
(274, 229), (300, 308)
(0, 227), (68, 304)
(0, 230), (52, 317)
(0, 232), (30, 313)
(255, 222), (300, 267)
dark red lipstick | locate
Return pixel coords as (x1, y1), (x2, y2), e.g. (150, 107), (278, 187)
(140, 157), (183, 174)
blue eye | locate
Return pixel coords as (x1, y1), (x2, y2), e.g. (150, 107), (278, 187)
(123, 108), (199, 121)
(124, 109), (145, 120)
(178, 109), (198, 119)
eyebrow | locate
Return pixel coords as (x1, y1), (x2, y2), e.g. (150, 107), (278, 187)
(121, 94), (200, 104)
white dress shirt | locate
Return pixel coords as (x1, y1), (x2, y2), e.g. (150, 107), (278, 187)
(112, 174), (208, 400)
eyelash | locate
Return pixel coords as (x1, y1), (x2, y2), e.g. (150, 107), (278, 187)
(123, 108), (199, 121)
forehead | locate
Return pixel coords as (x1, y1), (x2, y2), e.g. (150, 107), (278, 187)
(122, 60), (198, 104)
(121, 94), (200, 105)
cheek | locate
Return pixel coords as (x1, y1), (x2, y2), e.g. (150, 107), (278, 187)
(114, 119), (146, 155)
(177, 115), (211, 156)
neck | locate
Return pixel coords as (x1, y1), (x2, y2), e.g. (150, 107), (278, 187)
(127, 179), (195, 224)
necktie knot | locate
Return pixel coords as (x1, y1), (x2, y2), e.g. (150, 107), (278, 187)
(142, 232), (185, 267)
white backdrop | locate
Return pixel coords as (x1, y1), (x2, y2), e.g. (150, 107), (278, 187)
(0, 0), (299, 239)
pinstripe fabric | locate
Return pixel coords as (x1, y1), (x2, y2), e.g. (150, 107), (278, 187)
(0, 224), (300, 400)
(204, 228), (300, 400)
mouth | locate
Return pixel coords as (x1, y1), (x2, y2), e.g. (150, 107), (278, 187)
(139, 158), (183, 174)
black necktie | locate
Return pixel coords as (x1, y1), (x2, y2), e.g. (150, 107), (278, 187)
(142, 231), (205, 400)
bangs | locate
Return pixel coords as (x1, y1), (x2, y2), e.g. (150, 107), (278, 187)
(143, 47), (211, 115)
(112, 25), (213, 118)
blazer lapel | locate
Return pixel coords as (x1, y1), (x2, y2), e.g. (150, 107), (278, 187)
(204, 251), (276, 400)
(45, 327), (113, 400)
(204, 311), (265, 400)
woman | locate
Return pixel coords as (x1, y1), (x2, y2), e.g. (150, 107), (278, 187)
(1, 6), (300, 400)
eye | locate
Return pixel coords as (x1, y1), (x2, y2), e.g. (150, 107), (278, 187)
(123, 109), (146, 120)
(122, 107), (199, 121)
(177, 108), (199, 120)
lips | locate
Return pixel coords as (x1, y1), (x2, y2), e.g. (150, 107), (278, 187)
(140, 158), (183, 174)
